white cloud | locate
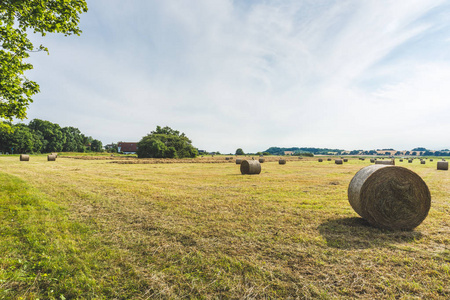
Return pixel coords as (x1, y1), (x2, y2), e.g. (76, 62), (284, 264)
(22, 0), (450, 153)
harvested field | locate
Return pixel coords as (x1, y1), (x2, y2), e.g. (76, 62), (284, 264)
(0, 155), (449, 299)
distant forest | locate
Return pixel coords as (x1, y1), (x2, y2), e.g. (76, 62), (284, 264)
(264, 147), (344, 155)
(0, 119), (102, 154)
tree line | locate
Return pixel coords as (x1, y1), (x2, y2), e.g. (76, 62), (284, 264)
(0, 119), (102, 154)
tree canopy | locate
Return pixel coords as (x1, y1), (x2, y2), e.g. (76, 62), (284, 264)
(0, 0), (88, 120)
(137, 126), (198, 159)
(0, 118), (101, 154)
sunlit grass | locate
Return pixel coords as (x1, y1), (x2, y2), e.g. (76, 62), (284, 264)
(0, 155), (449, 298)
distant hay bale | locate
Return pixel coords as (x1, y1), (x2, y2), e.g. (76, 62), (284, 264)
(348, 165), (431, 230)
(335, 159), (343, 165)
(318, 158), (323, 162)
(327, 158), (331, 161)
(408, 159), (413, 163)
(259, 158), (265, 163)
(437, 161), (448, 170)
(430, 159), (433, 162)
(20, 154), (29, 161)
(343, 158), (348, 162)
(51, 152), (58, 157)
(47, 155), (57, 161)
(240, 160), (261, 175)
(375, 159), (395, 166)
(236, 159), (243, 165)
(279, 159), (286, 165)
(399, 159), (403, 162)
(370, 159), (375, 163)
(421, 160), (425, 164)
(225, 157), (231, 160)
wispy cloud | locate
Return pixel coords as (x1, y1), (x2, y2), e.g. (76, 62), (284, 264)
(25, 0), (450, 152)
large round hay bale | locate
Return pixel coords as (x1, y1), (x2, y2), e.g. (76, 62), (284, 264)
(348, 165), (431, 230)
(335, 159), (343, 165)
(375, 159), (395, 166)
(236, 159), (243, 165)
(240, 160), (261, 175)
(47, 154), (57, 161)
(258, 158), (265, 163)
(20, 154), (29, 161)
(279, 159), (286, 165)
(437, 161), (448, 170)
(318, 158), (323, 162)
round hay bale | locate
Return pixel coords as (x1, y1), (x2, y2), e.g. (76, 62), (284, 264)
(370, 159), (375, 163)
(335, 159), (343, 165)
(318, 158), (323, 162)
(240, 160), (261, 175)
(235, 159), (243, 165)
(408, 159), (413, 163)
(20, 154), (29, 161)
(259, 158), (265, 163)
(348, 165), (431, 230)
(399, 159), (403, 162)
(47, 154), (57, 161)
(343, 158), (348, 162)
(279, 159), (286, 165)
(225, 157), (231, 160)
(430, 159), (433, 162)
(327, 158), (331, 161)
(375, 159), (395, 166)
(421, 160), (425, 164)
(437, 161), (448, 170)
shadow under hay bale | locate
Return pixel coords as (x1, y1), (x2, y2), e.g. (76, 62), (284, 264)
(47, 155), (57, 161)
(375, 159), (395, 166)
(20, 154), (29, 161)
(348, 165), (431, 231)
(437, 161), (448, 170)
(318, 217), (423, 249)
(240, 160), (261, 175)
(279, 159), (286, 165)
(335, 159), (343, 165)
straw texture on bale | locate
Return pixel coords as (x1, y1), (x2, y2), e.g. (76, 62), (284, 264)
(240, 160), (261, 175)
(235, 159), (243, 165)
(259, 158), (265, 163)
(348, 165), (431, 230)
(375, 159), (395, 166)
(437, 161), (448, 170)
(335, 159), (343, 165)
(20, 154), (29, 161)
(318, 158), (323, 162)
(47, 155), (57, 161)
(279, 159), (286, 165)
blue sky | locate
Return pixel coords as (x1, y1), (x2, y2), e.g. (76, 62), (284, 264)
(24, 0), (450, 153)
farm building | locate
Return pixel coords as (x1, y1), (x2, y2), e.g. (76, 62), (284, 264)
(118, 142), (138, 154)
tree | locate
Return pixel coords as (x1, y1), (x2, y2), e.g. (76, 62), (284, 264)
(90, 139), (103, 152)
(137, 126), (198, 159)
(0, 1), (88, 121)
(235, 148), (244, 155)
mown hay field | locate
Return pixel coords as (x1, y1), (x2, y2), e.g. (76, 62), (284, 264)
(0, 156), (449, 299)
